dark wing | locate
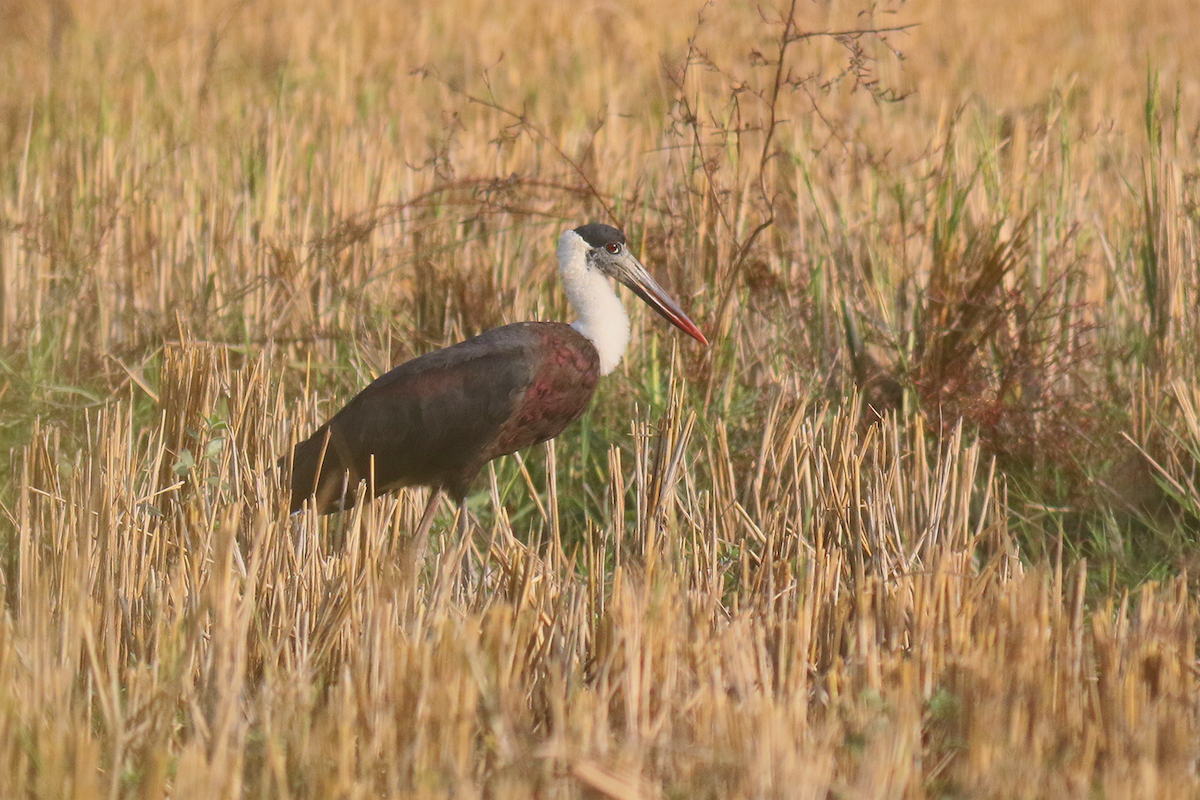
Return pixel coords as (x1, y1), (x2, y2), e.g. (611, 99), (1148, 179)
(289, 324), (542, 513)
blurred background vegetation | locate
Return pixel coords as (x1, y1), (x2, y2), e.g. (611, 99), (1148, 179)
(2, 0), (1196, 578)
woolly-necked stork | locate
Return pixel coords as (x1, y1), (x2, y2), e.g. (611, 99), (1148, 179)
(287, 223), (707, 540)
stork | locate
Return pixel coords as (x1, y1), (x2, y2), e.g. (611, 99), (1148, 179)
(287, 223), (707, 544)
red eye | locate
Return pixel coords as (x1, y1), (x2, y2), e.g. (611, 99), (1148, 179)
(605, 242), (621, 254)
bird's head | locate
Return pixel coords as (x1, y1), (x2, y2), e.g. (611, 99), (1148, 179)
(566, 223), (708, 345)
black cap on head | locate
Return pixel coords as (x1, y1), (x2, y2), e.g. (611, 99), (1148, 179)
(574, 223), (626, 249)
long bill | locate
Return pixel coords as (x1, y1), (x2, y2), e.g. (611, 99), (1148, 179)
(615, 255), (709, 346)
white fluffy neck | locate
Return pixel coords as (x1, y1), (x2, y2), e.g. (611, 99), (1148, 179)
(558, 230), (629, 375)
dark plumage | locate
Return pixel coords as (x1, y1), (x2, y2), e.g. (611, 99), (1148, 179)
(289, 322), (599, 514)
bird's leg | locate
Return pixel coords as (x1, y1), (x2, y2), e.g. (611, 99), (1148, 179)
(401, 488), (442, 587)
(454, 499), (477, 598)
(433, 499), (477, 602)
(456, 498), (470, 538)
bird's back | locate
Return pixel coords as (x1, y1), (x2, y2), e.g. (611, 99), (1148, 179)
(289, 321), (600, 513)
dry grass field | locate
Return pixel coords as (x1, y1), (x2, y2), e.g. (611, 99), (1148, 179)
(1, 0), (1199, 796)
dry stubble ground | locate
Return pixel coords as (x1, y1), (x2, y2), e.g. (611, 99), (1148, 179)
(0, 0), (1199, 796)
